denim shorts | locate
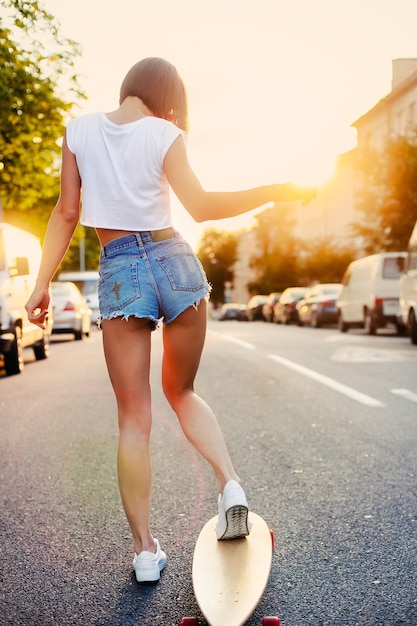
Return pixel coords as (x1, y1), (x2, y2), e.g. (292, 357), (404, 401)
(98, 231), (211, 329)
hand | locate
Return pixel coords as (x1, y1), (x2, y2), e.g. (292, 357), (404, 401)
(274, 183), (317, 204)
(25, 287), (50, 329)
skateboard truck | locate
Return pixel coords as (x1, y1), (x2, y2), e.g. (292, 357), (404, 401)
(180, 617), (281, 625)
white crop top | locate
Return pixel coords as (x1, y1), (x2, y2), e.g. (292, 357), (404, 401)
(65, 113), (183, 230)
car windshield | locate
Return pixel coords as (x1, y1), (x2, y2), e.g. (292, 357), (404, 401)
(321, 286), (341, 295)
(52, 284), (72, 296)
(80, 281), (98, 295)
(286, 289), (305, 300)
(382, 257), (403, 278)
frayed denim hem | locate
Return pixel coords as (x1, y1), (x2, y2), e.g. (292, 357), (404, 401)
(97, 285), (212, 330)
(163, 287), (212, 326)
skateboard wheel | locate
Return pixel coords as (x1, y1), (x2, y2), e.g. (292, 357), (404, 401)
(180, 618), (199, 625)
(262, 617), (281, 625)
(270, 529), (275, 550)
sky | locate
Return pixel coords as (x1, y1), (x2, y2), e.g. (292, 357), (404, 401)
(40, 0), (417, 248)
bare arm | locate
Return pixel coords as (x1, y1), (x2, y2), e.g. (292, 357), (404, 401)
(25, 134), (81, 327)
(163, 135), (316, 222)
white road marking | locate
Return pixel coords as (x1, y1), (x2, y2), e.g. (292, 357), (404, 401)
(391, 388), (417, 403)
(331, 346), (417, 363)
(222, 336), (255, 350)
(268, 354), (384, 408)
(208, 330), (255, 350)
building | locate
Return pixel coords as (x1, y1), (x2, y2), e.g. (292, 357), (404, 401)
(353, 58), (417, 149)
(231, 59), (417, 304)
(231, 228), (257, 304)
(293, 150), (356, 246)
(294, 58), (417, 245)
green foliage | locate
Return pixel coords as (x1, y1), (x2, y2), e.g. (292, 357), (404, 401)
(249, 204), (302, 293)
(299, 237), (355, 285)
(198, 207), (357, 302)
(57, 225), (101, 274)
(194, 134), (417, 295)
(0, 1), (100, 270)
(352, 134), (417, 253)
(197, 229), (238, 307)
(1, 1), (83, 227)
(1, 26), (67, 225)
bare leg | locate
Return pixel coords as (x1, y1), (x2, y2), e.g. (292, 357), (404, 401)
(162, 300), (240, 492)
(102, 317), (155, 555)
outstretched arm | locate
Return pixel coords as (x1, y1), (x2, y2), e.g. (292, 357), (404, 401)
(25, 134), (81, 328)
(163, 135), (316, 222)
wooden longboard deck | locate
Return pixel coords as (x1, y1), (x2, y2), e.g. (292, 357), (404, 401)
(192, 512), (272, 626)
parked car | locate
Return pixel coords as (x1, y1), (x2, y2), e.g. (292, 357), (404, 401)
(0, 223), (53, 375)
(273, 287), (307, 324)
(247, 295), (268, 321)
(57, 270), (100, 323)
(399, 220), (417, 344)
(262, 292), (281, 322)
(337, 252), (407, 335)
(51, 282), (92, 340)
(297, 283), (342, 328)
(218, 303), (248, 321)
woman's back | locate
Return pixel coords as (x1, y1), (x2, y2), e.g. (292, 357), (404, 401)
(66, 111), (182, 230)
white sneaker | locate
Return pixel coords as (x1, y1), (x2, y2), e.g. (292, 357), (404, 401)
(215, 480), (250, 540)
(132, 539), (167, 582)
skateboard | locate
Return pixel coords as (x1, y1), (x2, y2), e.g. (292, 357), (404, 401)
(180, 512), (280, 626)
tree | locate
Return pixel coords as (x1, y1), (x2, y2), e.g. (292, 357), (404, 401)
(0, 0), (85, 246)
(249, 204), (302, 293)
(299, 236), (355, 285)
(352, 134), (417, 253)
(197, 229), (239, 307)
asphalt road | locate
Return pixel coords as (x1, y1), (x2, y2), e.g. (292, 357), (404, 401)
(1, 320), (416, 626)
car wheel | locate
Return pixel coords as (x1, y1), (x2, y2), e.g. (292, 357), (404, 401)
(74, 329), (83, 340)
(396, 322), (407, 336)
(33, 332), (50, 360)
(338, 311), (348, 333)
(364, 309), (376, 335)
(4, 326), (24, 375)
(409, 309), (417, 345)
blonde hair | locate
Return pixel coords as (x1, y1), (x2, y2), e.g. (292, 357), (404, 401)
(119, 57), (189, 132)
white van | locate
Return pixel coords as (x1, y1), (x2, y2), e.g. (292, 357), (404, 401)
(399, 221), (417, 344)
(57, 270), (100, 323)
(0, 223), (52, 375)
(337, 251), (407, 335)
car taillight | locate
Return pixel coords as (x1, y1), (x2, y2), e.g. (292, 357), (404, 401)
(63, 301), (76, 311)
